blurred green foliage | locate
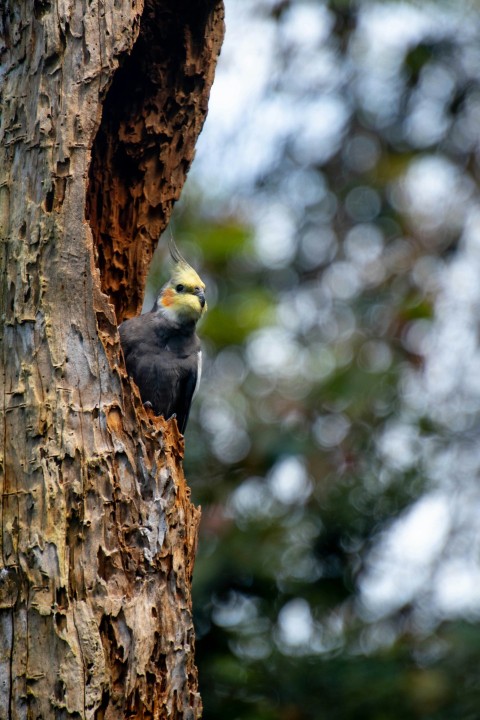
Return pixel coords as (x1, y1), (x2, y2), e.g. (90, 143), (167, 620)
(146, 0), (480, 717)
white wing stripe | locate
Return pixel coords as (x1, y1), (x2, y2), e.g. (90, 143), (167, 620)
(193, 350), (202, 399)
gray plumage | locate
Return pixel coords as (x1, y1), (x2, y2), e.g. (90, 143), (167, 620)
(119, 236), (206, 434)
(119, 311), (201, 434)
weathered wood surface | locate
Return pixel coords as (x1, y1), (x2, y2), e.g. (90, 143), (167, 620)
(0, 1), (224, 717)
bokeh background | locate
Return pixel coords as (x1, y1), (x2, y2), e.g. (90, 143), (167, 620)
(146, 1), (480, 717)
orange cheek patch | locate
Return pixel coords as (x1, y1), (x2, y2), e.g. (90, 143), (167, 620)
(161, 288), (175, 307)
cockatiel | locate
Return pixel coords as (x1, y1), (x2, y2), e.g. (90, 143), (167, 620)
(119, 238), (207, 434)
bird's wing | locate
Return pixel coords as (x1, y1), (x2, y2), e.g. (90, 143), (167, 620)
(193, 349), (202, 400)
(119, 314), (201, 433)
(173, 350), (201, 434)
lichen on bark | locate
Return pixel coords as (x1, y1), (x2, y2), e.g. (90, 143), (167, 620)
(0, 0), (224, 717)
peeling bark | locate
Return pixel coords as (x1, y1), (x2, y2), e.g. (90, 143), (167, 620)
(0, 1), (224, 718)
(87, 0), (224, 322)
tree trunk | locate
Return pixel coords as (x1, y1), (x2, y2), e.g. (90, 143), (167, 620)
(0, 1), (224, 718)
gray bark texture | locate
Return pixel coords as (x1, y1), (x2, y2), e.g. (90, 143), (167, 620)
(0, 1), (224, 717)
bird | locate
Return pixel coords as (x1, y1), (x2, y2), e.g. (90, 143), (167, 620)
(119, 237), (207, 434)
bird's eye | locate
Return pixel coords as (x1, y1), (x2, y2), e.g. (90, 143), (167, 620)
(176, 284), (185, 293)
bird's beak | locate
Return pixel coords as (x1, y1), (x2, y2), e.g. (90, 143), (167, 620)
(194, 289), (206, 308)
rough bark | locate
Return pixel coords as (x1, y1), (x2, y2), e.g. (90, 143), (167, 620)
(0, 1), (224, 718)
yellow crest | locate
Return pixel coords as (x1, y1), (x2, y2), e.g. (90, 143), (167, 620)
(155, 236), (207, 322)
(168, 236), (205, 290)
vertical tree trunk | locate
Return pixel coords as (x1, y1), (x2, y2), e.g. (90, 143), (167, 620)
(0, 1), (224, 718)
